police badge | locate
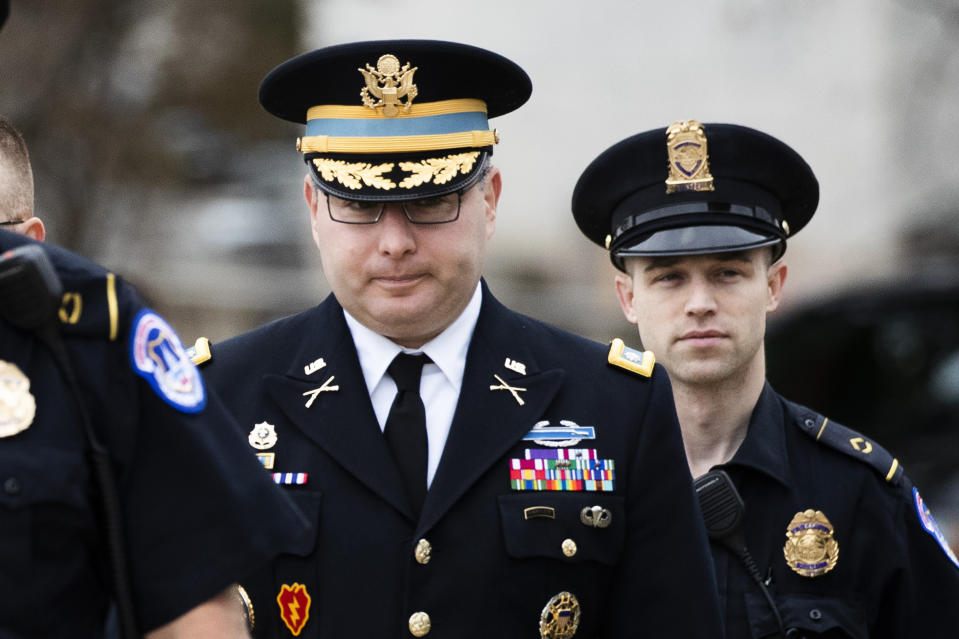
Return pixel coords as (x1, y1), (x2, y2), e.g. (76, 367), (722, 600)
(665, 120), (715, 194)
(783, 509), (839, 577)
(0, 360), (35, 438)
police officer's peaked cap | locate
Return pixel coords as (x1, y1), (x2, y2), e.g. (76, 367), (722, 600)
(259, 39), (532, 201)
(572, 121), (819, 271)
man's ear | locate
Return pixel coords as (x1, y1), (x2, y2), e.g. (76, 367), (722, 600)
(766, 259), (788, 312)
(614, 272), (639, 324)
(21, 217), (45, 242)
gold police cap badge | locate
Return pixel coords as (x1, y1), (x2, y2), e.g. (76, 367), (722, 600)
(783, 509), (839, 577)
(0, 360), (36, 439)
(539, 591), (581, 639)
(665, 120), (715, 194)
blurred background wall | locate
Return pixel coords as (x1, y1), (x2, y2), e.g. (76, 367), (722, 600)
(2, 0), (958, 528)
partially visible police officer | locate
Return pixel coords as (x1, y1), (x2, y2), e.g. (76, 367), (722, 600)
(197, 41), (723, 638)
(573, 120), (959, 637)
(0, 228), (309, 638)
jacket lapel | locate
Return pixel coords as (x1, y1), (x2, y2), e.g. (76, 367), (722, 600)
(419, 288), (565, 534)
(262, 296), (414, 520)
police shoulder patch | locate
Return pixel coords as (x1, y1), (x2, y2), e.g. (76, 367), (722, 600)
(913, 487), (959, 569)
(794, 409), (904, 486)
(186, 336), (212, 366)
(607, 338), (654, 377)
(130, 310), (206, 414)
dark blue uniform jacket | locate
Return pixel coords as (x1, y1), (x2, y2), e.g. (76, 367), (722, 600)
(203, 283), (724, 638)
(0, 230), (308, 637)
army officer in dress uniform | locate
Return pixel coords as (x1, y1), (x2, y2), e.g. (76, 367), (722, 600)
(0, 230), (309, 637)
(572, 120), (959, 637)
(196, 41), (723, 638)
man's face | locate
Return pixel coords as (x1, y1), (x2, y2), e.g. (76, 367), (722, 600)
(305, 168), (500, 348)
(614, 248), (786, 388)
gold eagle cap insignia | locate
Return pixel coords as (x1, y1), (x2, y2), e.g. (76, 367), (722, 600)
(665, 119), (715, 194)
(783, 509), (839, 577)
(358, 54), (418, 117)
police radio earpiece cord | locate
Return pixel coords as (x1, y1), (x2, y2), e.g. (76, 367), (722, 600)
(695, 469), (789, 639)
(0, 244), (140, 639)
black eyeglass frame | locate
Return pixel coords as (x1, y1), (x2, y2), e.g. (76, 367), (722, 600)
(322, 166), (490, 226)
(0, 220), (26, 226)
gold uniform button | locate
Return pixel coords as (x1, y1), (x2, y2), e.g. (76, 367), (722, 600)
(414, 538), (432, 565)
(562, 538), (577, 557)
(408, 611), (431, 636)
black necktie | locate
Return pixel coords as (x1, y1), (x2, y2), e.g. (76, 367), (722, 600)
(384, 353), (429, 515)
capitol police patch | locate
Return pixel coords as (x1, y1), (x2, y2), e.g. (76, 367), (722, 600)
(130, 309), (206, 413)
(913, 487), (959, 569)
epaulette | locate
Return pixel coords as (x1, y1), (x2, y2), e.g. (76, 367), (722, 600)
(607, 338), (654, 377)
(57, 271), (122, 340)
(794, 409), (905, 486)
(186, 337), (212, 366)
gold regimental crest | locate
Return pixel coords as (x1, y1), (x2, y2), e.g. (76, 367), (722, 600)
(607, 338), (655, 377)
(783, 509), (839, 577)
(358, 54), (418, 117)
(539, 591), (581, 639)
(665, 120), (715, 194)
(0, 360), (36, 438)
(398, 151), (480, 188)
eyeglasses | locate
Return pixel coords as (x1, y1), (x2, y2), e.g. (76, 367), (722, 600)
(326, 190), (465, 225)
(0, 220), (25, 226)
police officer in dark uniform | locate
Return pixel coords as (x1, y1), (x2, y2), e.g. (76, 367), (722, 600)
(196, 41), (723, 638)
(0, 229), (309, 637)
(572, 120), (959, 637)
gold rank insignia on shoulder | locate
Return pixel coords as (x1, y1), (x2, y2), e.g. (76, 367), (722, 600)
(358, 54), (418, 117)
(783, 509), (839, 577)
(0, 360), (36, 438)
(540, 591), (581, 639)
(607, 338), (654, 377)
(665, 120), (715, 194)
(186, 337), (211, 366)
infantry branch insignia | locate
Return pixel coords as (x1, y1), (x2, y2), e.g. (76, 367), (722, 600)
(783, 509), (839, 577)
(358, 54), (418, 117)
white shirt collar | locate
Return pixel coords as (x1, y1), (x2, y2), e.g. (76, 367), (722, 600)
(343, 283), (482, 396)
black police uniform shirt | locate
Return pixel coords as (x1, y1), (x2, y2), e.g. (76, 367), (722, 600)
(201, 281), (724, 639)
(0, 231), (309, 637)
(712, 382), (959, 638)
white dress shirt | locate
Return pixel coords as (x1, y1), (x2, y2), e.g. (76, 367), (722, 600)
(343, 283), (482, 486)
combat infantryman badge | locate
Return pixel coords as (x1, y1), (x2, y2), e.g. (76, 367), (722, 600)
(0, 360), (35, 438)
(277, 583), (311, 636)
(783, 509), (839, 577)
(540, 591), (581, 639)
(358, 54), (418, 117)
(665, 120), (715, 194)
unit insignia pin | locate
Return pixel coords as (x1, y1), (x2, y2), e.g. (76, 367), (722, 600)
(358, 54), (418, 117)
(0, 360), (36, 438)
(504, 357), (527, 375)
(607, 338), (654, 377)
(248, 422), (278, 450)
(276, 583), (311, 636)
(665, 119), (715, 194)
(783, 509), (839, 577)
(539, 591), (581, 639)
(490, 374), (527, 406)
(304, 357), (326, 376)
(302, 375), (340, 408)
(256, 453), (276, 470)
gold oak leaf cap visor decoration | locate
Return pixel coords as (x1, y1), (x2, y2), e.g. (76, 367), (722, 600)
(259, 39), (532, 201)
(571, 122), (819, 271)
